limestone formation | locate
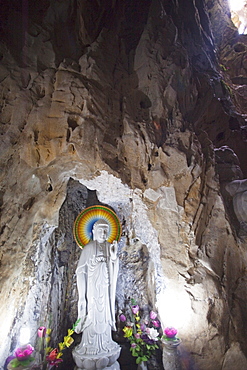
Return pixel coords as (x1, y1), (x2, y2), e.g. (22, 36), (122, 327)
(0, 1), (247, 370)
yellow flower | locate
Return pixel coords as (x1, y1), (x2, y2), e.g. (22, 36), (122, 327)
(59, 342), (65, 351)
(123, 326), (133, 338)
(57, 352), (63, 358)
(46, 336), (51, 344)
(64, 335), (74, 347)
(46, 328), (52, 335)
(67, 329), (74, 336)
(136, 323), (140, 329)
(135, 315), (140, 322)
(45, 347), (53, 354)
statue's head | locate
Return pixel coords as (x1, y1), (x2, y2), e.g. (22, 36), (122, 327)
(92, 219), (110, 243)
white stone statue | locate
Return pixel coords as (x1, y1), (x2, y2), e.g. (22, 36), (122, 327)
(72, 219), (121, 370)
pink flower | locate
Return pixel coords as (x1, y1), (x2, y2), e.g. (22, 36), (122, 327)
(150, 311), (157, 320)
(134, 333), (140, 339)
(131, 305), (139, 315)
(152, 319), (160, 328)
(15, 344), (34, 360)
(119, 314), (126, 322)
(164, 327), (177, 338)
(131, 343), (137, 348)
(38, 326), (47, 338)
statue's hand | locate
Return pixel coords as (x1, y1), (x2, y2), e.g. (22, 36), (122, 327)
(110, 240), (118, 260)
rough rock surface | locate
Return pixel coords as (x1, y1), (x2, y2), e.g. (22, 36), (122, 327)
(0, 0), (247, 369)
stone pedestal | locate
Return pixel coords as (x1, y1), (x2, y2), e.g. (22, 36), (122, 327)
(162, 339), (181, 370)
(73, 345), (121, 370)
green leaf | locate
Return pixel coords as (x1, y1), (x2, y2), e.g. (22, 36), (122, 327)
(21, 359), (31, 366)
(9, 356), (35, 368)
(9, 358), (21, 368)
(72, 318), (81, 330)
(20, 357), (34, 366)
(136, 357), (142, 364)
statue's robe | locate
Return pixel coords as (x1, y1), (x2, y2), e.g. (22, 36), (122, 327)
(74, 240), (119, 356)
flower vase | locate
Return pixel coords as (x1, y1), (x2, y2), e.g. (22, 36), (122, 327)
(137, 361), (148, 370)
(7, 365), (32, 370)
(162, 338), (181, 370)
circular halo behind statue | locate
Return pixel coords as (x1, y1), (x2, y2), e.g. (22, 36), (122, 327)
(73, 205), (122, 248)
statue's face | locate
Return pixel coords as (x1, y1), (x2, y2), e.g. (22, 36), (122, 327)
(93, 224), (109, 243)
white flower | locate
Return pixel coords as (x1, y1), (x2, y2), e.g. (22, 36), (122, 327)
(147, 327), (159, 341)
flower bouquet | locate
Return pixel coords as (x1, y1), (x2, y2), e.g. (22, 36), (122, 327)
(6, 320), (79, 370)
(119, 299), (161, 365)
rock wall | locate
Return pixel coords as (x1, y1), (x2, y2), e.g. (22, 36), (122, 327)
(0, 0), (247, 369)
